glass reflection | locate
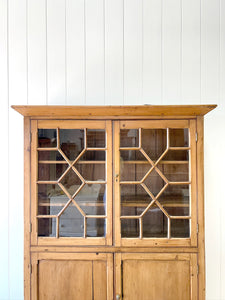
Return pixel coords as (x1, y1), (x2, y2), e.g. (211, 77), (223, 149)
(38, 129), (57, 148)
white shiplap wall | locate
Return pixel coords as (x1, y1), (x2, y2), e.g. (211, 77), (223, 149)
(0, 0), (224, 299)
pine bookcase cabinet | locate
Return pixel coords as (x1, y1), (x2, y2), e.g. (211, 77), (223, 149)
(13, 105), (216, 300)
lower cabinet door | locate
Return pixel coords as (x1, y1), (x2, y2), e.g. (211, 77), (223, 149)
(115, 253), (198, 300)
(31, 252), (113, 300)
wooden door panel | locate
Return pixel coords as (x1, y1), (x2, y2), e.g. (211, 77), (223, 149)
(123, 260), (190, 300)
(31, 253), (113, 300)
(115, 253), (197, 300)
(39, 260), (93, 300)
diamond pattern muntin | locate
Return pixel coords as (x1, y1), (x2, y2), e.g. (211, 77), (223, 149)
(37, 128), (107, 238)
(120, 127), (190, 239)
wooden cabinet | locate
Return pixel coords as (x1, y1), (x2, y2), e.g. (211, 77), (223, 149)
(13, 105), (216, 300)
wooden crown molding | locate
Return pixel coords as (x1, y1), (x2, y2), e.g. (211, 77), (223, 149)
(12, 104), (217, 118)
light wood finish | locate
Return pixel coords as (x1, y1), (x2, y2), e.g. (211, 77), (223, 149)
(31, 119), (112, 246)
(117, 253), (197, 300)
(107, 253), (114, 300)
(93, 260), (107, 300)
(39, 260), (93, 299)
(38, 120), (106, 129)
(30, 120), (38, 246)
(121, 238), (191, 247)
(16, 105), (216, 300)
(30, 246), (199, 253)
(24, 117), (31, 300)
(106, 121), (113, 246)
(197, 116), (205, 300)
(115, 119), (197, 247)
(120, 119), (189, 129)
(114, 121), (121, 246)
(12, 104), (216, 117)
(190, 119), (197, 247)
(115, 253), (122, 300)
(31, 252), (113, 300)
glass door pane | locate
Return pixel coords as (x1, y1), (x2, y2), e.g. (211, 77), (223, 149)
(115, 120), (196, 246)
(32, 121), (112, 245)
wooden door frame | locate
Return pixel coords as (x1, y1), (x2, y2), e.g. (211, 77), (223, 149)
(30, 119), (113, 247)
(31, 252), (113, 300)
(115, 252), (198, 300)
(113, 119), (198, 248)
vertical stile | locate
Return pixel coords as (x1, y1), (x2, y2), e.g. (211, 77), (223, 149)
(31, 253), (38, 300)
(196, 116), (205, 299)
(31, 120), (38, 245)
(190, 253), (198, 298)
(106, 121), (113, 245)
(107, 254), (114, 300)
(114, 121), (121, 246)
(115, 253), (122, 299)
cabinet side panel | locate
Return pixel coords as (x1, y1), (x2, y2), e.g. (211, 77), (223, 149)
(24, 117), (31, 300)
(30, 120), (38, 245)
(190, 119), (197, 247)
(197, 116), (205, 299)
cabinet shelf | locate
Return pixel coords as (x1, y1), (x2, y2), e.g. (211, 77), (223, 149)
(38, 160), (188, 165)
(38, 197), (189, 208)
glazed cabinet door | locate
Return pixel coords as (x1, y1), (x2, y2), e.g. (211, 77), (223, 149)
(31, 253), (113, 300)
(115, 253), (198, 300)
(114, 120), (197, 247)
(30, 120), (112, 246)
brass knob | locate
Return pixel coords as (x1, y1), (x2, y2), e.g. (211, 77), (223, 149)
(116, 294), (120, 300)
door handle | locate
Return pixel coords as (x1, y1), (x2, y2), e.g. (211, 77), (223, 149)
(116, 294), (120, 300)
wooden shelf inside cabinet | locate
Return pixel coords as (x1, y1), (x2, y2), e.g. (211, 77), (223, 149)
(38, 198), (189, 208)
(13, 105), (216, 300)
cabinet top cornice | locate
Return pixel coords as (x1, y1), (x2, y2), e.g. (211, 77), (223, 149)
(12, 104), (217, 118)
